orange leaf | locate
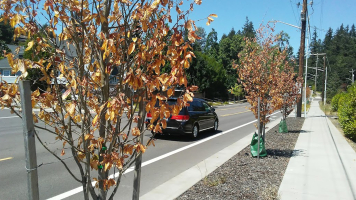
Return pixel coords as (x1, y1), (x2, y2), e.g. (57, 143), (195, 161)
(61, 88), (71, 100)
(161, 120), (167, 129)
(128, 42), (135, 55)
(132, 127), (140, 136)
(167, 88), (174, 97)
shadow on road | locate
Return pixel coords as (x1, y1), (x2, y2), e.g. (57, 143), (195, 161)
(149, 129), (223, 142)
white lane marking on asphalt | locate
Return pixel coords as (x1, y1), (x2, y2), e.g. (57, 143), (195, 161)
(0, 116), (19, 119)
(47, 111), (280, 200)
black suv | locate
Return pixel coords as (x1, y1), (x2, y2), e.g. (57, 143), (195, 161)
(146, 98), (219, 138)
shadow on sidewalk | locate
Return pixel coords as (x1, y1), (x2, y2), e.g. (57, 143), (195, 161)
(286, 130), (310, 134)
(266, 149), (307, 158)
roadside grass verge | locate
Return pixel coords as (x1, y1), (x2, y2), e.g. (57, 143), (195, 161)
(319, 102), (356, 153)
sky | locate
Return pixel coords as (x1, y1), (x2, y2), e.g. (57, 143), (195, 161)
(184, 0), (356, 55)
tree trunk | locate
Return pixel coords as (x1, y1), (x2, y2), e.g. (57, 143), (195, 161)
(132, 89), (146, 199)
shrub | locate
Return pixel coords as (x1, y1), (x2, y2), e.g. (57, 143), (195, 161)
(338, 85), (356, 142)
(331, 93), (345, 112)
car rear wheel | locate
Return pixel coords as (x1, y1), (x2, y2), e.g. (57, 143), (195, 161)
(213, 119), (218, 131)
(191, 124), (199, 138)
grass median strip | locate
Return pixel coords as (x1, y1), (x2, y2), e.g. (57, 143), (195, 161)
(0, 157), (13, 162)
(220, 110), (250, 117)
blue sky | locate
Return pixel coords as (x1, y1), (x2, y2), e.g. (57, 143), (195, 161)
(185, 0), (356, 55)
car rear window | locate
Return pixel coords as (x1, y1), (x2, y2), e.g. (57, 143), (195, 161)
(155, 99), (187, 115)
(188, 100), (205, 112)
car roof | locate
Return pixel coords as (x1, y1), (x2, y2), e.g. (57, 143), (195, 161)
(168, 97), (205, 102)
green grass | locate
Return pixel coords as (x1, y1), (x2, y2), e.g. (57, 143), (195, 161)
(203, 176), (226, 187)
(319, 101), (338, 116)
(301, 103), (311, 112)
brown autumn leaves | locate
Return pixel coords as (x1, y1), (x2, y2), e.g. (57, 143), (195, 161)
(0, 0), (216, 197)
(0, 0), (300, 197)
(236, 25), (302, 127)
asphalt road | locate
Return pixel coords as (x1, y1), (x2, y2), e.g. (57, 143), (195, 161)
(0, 103), (282, 200)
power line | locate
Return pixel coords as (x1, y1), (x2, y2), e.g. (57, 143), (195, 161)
(290, 0), (299, 25)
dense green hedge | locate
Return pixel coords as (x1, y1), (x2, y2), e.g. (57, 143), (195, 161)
(338, 84), (356, 142)
(331, 93), (345, 111)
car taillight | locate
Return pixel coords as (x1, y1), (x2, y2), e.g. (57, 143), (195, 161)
(146, 113), (152, 119)
(171, 115), (189, 122)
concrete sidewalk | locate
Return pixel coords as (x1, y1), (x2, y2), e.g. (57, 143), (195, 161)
(279, 98), (356, 200)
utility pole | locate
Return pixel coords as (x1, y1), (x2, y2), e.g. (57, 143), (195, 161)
(315, 55), (319, 91)
(297, 0), (307, 117)
(309, 53), (326, 93)
(322, 56), (326, 103)
(20, 80), (39, 200)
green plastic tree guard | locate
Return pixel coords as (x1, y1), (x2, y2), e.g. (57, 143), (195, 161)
(279, 119), (288, 133)
(250, 132), (267, 157)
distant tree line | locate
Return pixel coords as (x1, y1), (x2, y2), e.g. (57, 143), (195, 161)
(186, 17), (295, 100)
(307, 24), (356, 101)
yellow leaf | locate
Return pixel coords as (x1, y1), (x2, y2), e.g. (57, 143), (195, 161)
(128, 42), (135, 55)
(139, 144), (146, 153)
(33, 113), (38, 123)
(132, 127), (140, 136)
(31, 99), (36, 108)
(10, 14), (19, 28)
(110, 111), (115, 121)
(100, 14), (107, 24)
(132, 37), (137, 42)
(7, 54), (14, 67)
(85, 134), (93, 140)
(92, 115), (99, 125)
(33, 89), (40, 97)
(209, 14), (218, 18)
(104, 162), (111, 172)
(78, 152), (85, 160)
(25, 41), (34, 51)
(66, 103), (76, 116)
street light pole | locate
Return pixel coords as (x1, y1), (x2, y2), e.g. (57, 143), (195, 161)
(324, 56), (327, 105)
(350, 69), (355, 84)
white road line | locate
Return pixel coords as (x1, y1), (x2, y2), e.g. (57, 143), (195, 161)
(0, 116), (19, 119)
(47, 111), (280, 200)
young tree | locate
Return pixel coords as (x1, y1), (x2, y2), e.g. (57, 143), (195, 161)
(235, 24), (299, 135)
(276, 64), (302, 121)
(0, 0), (216, 199)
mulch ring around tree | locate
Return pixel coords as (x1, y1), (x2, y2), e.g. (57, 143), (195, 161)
(176, 117), (305, 200)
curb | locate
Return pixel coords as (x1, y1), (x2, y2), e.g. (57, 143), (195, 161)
(140, 114), (282, 200)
